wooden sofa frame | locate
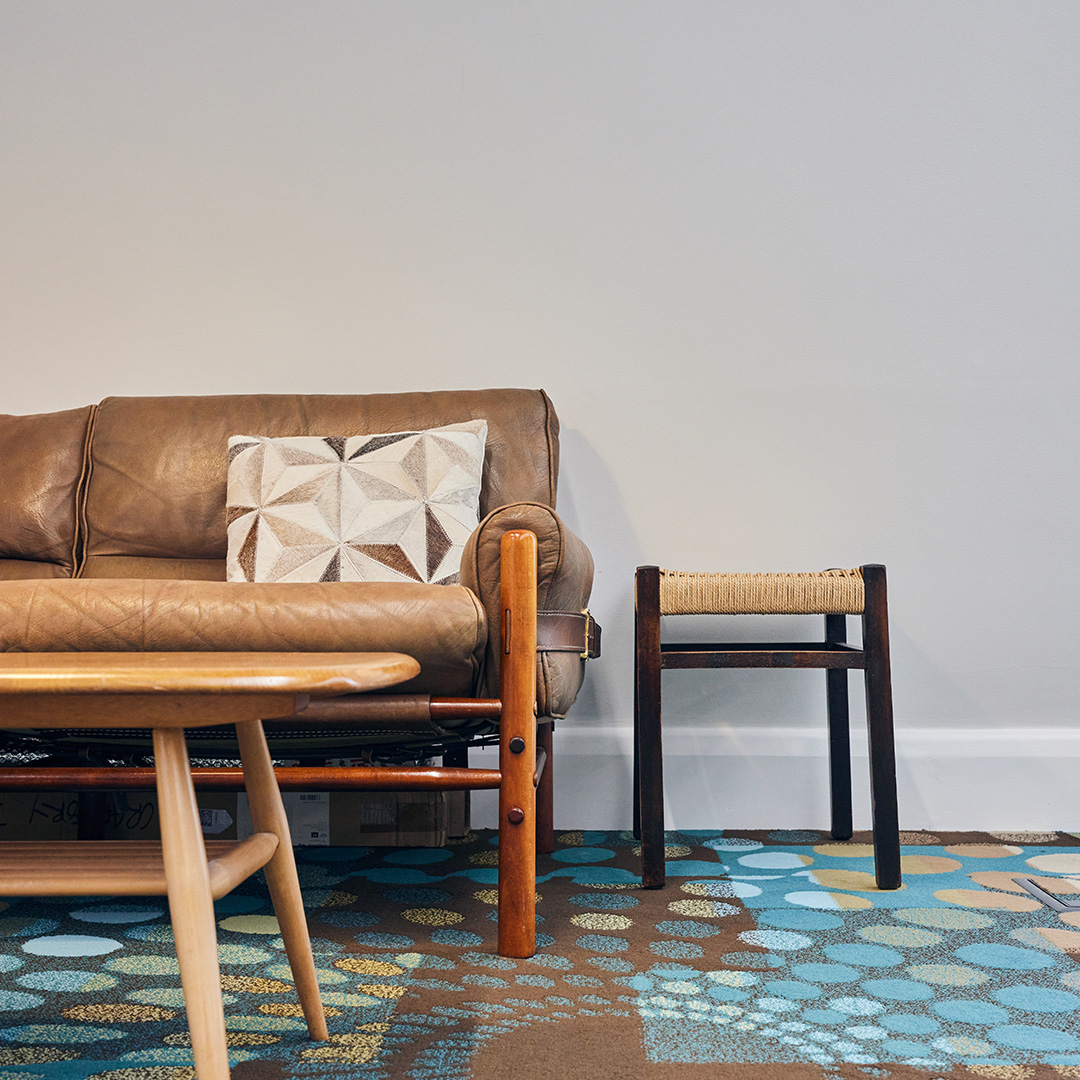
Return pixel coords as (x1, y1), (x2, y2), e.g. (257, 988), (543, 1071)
(0, 531), (546, 958)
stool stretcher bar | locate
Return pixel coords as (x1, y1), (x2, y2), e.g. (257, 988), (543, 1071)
(660, 644), (866, 669)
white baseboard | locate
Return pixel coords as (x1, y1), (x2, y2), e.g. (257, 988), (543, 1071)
(468, 725), (1080, 833)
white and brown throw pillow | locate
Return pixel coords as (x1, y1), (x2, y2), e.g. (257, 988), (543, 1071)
(225, 420), (487, 584)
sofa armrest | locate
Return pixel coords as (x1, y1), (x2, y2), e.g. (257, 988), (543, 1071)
(460, 501), (595, 716)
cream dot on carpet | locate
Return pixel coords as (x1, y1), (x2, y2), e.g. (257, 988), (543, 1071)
(570, 914), (632, 930)
(218, 916), (280, 935)
(1026, 853), (1080, 874)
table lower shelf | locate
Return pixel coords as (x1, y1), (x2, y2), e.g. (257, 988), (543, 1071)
(0, 834), (279, 899)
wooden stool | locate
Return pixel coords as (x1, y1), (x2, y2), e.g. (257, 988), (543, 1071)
(0, 652), (418, 1080)
(634, 564), (900, 890)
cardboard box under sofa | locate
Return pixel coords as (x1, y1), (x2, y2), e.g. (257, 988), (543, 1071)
(0, 789), (466, 846)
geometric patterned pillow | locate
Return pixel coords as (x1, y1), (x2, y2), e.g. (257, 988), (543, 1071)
(225, 420), (487, 584)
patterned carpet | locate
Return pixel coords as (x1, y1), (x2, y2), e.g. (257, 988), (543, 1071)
(2, 829), (1080, 1079)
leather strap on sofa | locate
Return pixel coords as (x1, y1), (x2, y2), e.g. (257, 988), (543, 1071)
(536, 610), (601, 660)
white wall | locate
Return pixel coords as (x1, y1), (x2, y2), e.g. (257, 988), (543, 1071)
(3, 2), (1078, 830)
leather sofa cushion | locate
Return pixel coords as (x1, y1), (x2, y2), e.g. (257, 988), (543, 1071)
(0, 579), (486, 697)
(0, 406), (94, 574)
(461, 502), (594, 715)
(0, 560), (72, 581)
(82, 390), (559, 570)
(80, 557), (227, 580)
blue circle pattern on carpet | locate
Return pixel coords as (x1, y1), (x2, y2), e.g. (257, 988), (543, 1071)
(0, 832), (1079, 1076)
(631, 835), (1080, 1070)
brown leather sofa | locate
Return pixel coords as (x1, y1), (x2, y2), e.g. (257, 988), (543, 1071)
(0, 389), (600, 957)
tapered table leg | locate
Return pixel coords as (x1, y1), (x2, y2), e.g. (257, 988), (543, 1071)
(235, 719), (328, 1040)
(154, 727), (230, 1080)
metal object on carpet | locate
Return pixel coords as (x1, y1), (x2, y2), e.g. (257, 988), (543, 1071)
(1014, 876), (1080, 911)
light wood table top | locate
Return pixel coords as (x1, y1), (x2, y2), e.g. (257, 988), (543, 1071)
(0, 651), (421, 729)
(0, 652), (416, 695)
(0, 651), (419, 696)
(0, 650), (422, 1074)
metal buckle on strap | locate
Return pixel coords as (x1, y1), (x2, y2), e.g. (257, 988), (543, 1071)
(580, 609), (593, 662)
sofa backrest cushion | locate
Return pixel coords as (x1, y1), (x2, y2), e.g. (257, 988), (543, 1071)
(80, 390), (559, 578)
(0, 405), (94, 576)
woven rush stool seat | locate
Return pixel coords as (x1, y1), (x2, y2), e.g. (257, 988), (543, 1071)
(634, 564), (900, 890)
(658, 568), (865, 616)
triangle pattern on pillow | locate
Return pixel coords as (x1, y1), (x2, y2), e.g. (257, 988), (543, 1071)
(225, 421), (487, 584)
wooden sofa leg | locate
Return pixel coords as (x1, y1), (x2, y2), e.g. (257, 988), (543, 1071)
(536, 721), (555, 855)
(498, 530), (538, 958)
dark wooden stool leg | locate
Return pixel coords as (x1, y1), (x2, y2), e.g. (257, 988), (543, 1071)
(861, 564), (901, 889)
(536, 721), (554, 855)
(632, 678), (641, 841)
(825, 614), (853, 841)
(635, 566), (665, 888)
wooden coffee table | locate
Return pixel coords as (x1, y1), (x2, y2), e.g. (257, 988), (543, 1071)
(0, 651), (419, 1080)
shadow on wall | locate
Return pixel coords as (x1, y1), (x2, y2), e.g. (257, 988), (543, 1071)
(557, 426), (866, 731)
(551, 426), (645, 727)
(885, 625), (988, 829)
(469, 426), (641, 828)
(539, 428), (1004, 830)
(486, 429), (1012, 829)
(888, 624), (986, 726)
(552, 427), (977, 734)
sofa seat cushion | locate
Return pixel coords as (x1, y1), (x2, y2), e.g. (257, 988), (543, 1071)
(0, 579), (486, 697)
